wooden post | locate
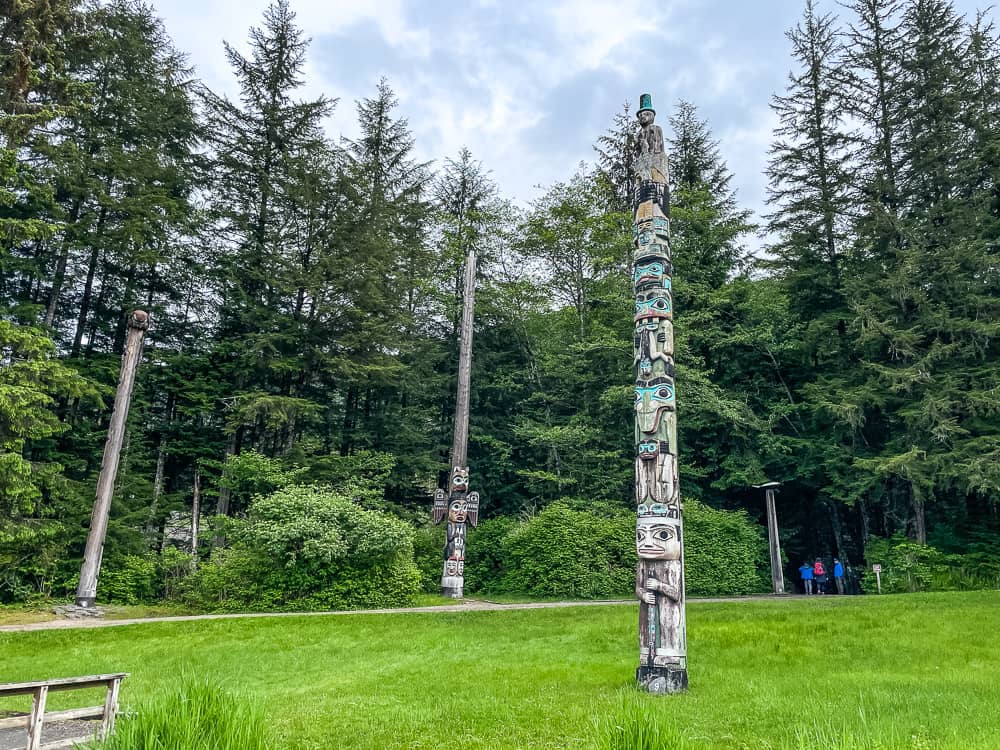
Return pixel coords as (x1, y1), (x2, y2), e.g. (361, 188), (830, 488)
(754, 481), (785, 594)
(75, 311), (150, 607)
(431, 249), (480, 599)
(191, 469), (201, 558)
(100, 677), (122, 739)
(631, 93), (687, 694)
(26, 685), (48, 750)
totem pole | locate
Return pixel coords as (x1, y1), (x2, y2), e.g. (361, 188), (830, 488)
(632, 94), (688, 693)
(431, 249), (480, 598)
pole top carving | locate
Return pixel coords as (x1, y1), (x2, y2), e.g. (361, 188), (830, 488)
(128, 310), (150, 331)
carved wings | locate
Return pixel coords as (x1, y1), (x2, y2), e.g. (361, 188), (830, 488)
(467, 491), (480, 528)
(432, 488), (447, 524)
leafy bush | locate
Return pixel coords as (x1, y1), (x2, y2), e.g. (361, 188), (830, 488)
(86, 675), (273, 749)
(488, 504), (634, 598)
(178, 485), (421, 611)
(97, 555), (160, 605)
(464, 516), (517, 594)
(462, 501), (770, 598)
(684, 501), (771, 596)
(412, 523), (447, 592)
(862, 535), (1000, 593)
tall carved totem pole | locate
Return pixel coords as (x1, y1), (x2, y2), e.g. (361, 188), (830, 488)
(432, 249), (480, 598)
(632, 94), (688, 694)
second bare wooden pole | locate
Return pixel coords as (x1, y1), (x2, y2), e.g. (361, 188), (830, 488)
(75, 311), (150, 608)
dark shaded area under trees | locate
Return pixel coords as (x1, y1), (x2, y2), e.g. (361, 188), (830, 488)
(0, 0), (997, 608)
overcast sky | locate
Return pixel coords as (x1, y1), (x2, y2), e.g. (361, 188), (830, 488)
(154, 0), (993, 231)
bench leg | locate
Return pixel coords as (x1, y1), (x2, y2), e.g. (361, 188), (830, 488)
(27, 685), (48, 750)
(100, 678), (122, 739)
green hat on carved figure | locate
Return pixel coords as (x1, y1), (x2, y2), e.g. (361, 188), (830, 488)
(638, 93), (655, 116)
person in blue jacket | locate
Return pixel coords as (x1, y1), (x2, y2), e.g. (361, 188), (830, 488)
(798, 562), (814, 595)
(833, 558), (846, 594)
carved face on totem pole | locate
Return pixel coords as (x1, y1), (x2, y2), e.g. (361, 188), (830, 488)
(450, 466), (470, 493)
(634, 259), (671, 290)
(635, 378), (675, 434)
(636, 515), (681, 561)
(635, 290), (672, 323)
(445, 559), (464, 576)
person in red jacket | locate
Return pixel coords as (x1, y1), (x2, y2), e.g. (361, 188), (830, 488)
(813, 558), (828, 595)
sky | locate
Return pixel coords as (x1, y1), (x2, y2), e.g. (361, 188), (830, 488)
(154, 0), (993, 232)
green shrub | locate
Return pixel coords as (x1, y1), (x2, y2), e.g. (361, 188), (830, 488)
(412, 523), (447, 592)
(178, 485), (421, 611)
(465, 515), (517, 594)
(86, 675), (273, 749)
(494, 504), (634, 598)
(97, 555), (160, 605)
(684, 501), (771, 596)
(461, 501), (770, 599)
(862, 535), (1000, 593)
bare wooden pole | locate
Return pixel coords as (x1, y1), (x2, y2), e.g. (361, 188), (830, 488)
(191, 469), (201, 558)
(765, 489), (785, 594)
(75, 311), (150, 608)
(431, 249), (480, 599)
(451, 249), (476, 468)
(754, 481), (785, 594)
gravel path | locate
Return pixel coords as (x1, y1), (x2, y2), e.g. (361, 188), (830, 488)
(0, 718), (100, 750)
(0, 595), (803, 634)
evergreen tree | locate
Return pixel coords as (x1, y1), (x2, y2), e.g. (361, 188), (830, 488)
(0, 0), (80, 318)
(594, 101), (636, 214)
(40, 0), (200, 356)
(847, 0), (1000, 542)
(336, 79), (431, 460)
(766, 0), (852, 332)
(200, 0), (333, 508)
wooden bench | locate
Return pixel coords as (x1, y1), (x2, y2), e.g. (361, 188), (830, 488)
(0, 673), (127, 750)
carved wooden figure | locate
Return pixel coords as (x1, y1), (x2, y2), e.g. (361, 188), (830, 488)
(631, 94), (688, 694)
(431, 249), (481, 598)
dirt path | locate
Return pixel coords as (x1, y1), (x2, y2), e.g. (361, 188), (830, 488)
(0, 595), (805, 634)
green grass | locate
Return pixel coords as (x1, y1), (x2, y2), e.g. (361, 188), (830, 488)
(82, 675), (273, 749)
(1, 592), (998, 749)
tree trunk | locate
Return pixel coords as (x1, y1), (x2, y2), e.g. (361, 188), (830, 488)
(71, 224), (105, 357)
(215, 429), (241, 518)
(912, 487), (927, 544)
(146, 434), (167, 540)
(191, 470), (201, 559)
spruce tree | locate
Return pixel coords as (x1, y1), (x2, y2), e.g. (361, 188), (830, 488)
(766, 0), (852, 330)
(848, 0), (1000, 542)
(41, 0), (200, 356)
(200, 0), (333, 498)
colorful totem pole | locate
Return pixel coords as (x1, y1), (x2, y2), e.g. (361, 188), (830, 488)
(632, 93), (688, 694)
(432, 249), (480, 598)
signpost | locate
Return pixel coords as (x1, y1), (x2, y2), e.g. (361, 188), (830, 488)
(872, 564), (882, 594)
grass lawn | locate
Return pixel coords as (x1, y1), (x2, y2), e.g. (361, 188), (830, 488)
(1, 592), (998, 749)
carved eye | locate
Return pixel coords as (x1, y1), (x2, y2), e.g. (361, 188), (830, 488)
(652, 527), (675, 542)
(655, 385), (674, 401)
(651, 297), (670, 312)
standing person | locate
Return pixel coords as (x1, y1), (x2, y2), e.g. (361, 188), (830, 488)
(813, 558), (827, 595)
(798, 561), (814, 595)
(833, 558), (845, 595)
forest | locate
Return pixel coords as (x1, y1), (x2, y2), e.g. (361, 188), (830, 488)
(1, 0), (998, 609)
